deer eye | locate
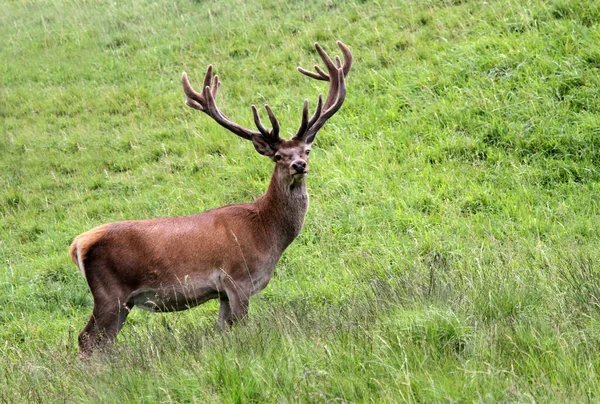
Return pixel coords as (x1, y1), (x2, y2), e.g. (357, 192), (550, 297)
(305, 150), (311, 155)
(274, 155), (282, 161)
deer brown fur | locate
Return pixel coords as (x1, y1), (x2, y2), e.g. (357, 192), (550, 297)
(70, 41), (352, 358)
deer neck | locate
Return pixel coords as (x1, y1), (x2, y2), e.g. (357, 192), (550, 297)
(256, 168), (309, 251)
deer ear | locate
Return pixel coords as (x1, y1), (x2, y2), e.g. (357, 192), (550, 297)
(252, 136), (277, 157)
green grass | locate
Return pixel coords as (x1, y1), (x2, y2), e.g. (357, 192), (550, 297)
(2, 0), (600, 401)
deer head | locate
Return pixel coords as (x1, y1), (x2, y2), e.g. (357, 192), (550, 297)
(181, 41), (353, 186)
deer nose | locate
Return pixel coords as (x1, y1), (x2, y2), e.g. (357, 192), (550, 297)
(292, 160), (307, 173)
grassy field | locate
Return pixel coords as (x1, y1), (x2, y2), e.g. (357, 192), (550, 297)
(2, 0), (600, 401)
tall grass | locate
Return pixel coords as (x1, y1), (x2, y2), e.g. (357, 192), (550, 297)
(2, 0), (600, 401)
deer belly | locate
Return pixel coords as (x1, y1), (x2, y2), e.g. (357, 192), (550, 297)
(127, 280), (219, 312)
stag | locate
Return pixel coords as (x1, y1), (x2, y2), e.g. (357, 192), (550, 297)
(69, 41), (352, 357)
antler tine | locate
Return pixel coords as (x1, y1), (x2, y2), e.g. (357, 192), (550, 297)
(211, 74), (220, 98)
(294, 95), (323, 138)
(264, 105), (280, 140)
(294, 41), (352, 143)
(297, 65), (329, 81)
(295, 100), (310, 137)
(251, 105), (268, 135)
(307, 94), (323, 128)
(251, 104), (281, 143)
(203, 65), (213, 90)
(182, 72), (205, 111)
(337, 40), (353, 76)
(317, 68), (347, 123)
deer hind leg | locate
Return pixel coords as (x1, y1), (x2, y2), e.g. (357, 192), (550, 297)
(78, 297), (131, 359)
(78, 260), (133, 359)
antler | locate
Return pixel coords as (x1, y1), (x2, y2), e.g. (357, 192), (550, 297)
(294, 41), (353, 144)
(182, 41), (351, 152)
(182, 66), (282, 150)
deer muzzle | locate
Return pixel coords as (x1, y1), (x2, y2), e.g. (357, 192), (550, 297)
(291, 160), (308, 175)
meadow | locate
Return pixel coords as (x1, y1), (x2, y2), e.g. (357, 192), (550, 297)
(2, 0), (600, 401)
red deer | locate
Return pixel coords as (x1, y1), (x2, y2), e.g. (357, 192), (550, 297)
(69, 41), (352, 358)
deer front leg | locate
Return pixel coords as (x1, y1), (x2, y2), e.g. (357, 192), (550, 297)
(217, 298), (232, 329)
(218, 277), (250, 327)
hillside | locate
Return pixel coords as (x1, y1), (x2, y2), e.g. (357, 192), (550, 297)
(2, 0), (600, 401)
